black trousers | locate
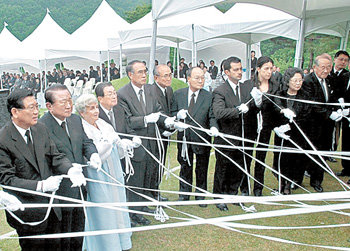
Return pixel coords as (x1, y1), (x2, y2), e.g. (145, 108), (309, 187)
(253, 126), (273, 192)
(213, 149), (245, 196)
(177, 144), (210, 200)
(17, 211), (61, 251)
(60, 207), (85, 251)
(240, 142), (254, 193)
(341, 118), (350, 174)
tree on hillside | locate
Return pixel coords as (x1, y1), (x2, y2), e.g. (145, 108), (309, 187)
(124, 3), (151, 24)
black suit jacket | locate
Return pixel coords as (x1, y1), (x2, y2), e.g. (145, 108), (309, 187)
(117, 83), (165, 162)
(302, 72), (334, 121)
(171, 87), (218, 154)
(39, 112), (97, 200)
(98, 104), (127, 134)
(209, 65), (218, 80)
(151, 83), (173, 116)
(0, 121), (72, 232)
(328, 68), (349, 100)
(212, 80), (257, 148)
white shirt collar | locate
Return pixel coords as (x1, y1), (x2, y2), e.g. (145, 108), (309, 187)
(131, 82), (145, 96)
(155, 82), (166, 95)
(50, 112), (66, 126)
(334, 66), (343, 75)
(188, 88), (200, 103)
(315, 74), (324, 84)
(12, 121), (30, 143)
(227, 79), (239, 93)
(100, 104), (111, 116)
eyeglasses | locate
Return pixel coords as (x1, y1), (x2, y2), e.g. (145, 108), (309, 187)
(134, 70), (148, 76)
(105, 91), (117, 97)
(290, 79), (303, 84)
(55, 99), (73, 106)
(19, 104), (39, 112)
(192, 76), (205, 81)
(159, 74), (172, 79)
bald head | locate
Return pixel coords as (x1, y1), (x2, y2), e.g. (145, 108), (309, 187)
(154, 64), (172, 88)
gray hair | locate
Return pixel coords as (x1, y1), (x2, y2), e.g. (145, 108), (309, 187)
(314, 53), (332, 66)
(75, 94), (98, 113)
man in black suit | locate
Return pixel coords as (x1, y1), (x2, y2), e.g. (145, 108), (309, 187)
(117, 60), (167, 226)
(89, 66), (98, 80)
(271, 65), (283, 86)
(302, 54), (340, 192)
(328, 51), (350, 164)
(0, 89), (86, 250)
(151, 64), (174, 201)
(95, 82), (127, 134)
(39, 84), (101, 251)
(250, 50), (257, 77)
(208, 60), (218, 80)
(212, 57), (256, 211)
(171, 67), (218, 207)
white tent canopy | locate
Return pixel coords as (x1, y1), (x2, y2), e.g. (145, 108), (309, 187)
(68, 0), (131, 51)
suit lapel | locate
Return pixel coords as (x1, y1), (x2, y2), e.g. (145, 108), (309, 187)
(48, 112), (73, 154)
(154, 84), (167, 111)
(145, 85), (154, 114)
(191, 89), (204, 116)
(98, 105), (112, 126)
(31, 125), (46, 175)
(224, 81), (239, 106)
(66, 117), (77, 160)
(10, 123), (39, 173)
(128, 83), (145, 115)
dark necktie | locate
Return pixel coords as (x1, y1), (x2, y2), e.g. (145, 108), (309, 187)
(236, 85), (240, 102)
(188, 93), (196, 115)
(139, 89), (146, 114)
(61, 121), (69, 138)
(164, 88), (169, 110)
(108, 110), (116, 129)
(25, 130), (35, 157)
(335, 71), (339, 76)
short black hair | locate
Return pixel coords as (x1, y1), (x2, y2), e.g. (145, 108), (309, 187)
(251, 50), (256, 54)
(45, 84), (70, 103)
(223, 56), (241, 71)
(7, 89), (34, 116)
(126, 60), (143, 79)
(334, 50), (350, 59)
(95, 82), (113, 97)
(210, 60), (214, 64)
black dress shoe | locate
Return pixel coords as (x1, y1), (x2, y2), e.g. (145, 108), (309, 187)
(130, 220), (137, 228)
(199, 204), (207, 208)
(132, 215), (151, 226)
(347, 179), (350, 185)
(178, 196), (189, 201)
(158, 195), (169, 201)
(312, 184), (323, 193)
(241, 191), (249, 196)
(216, 203), (228, 211)
(326, 157), (337, 163)
(142, 206), (155, 214)
(254, 189), (262, 197)
(336, 170), (350, 177)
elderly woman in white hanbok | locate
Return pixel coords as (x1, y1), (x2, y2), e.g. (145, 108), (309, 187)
(75, 94), (139, 251)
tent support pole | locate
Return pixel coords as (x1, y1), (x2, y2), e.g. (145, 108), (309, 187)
(44, 59), (47, 91)
(119, 43), (123, 79)
(149, 19), (158, 84)
(177, 39), (180, 78)
(246, 43), (251, 80)
(107, 50), (110, 82)
(191, 24), (195, 66)
(294, 0), (306, 68)
(343, 21), (350, 50)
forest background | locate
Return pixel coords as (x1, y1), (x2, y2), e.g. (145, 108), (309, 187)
(0, 0), (346, 72)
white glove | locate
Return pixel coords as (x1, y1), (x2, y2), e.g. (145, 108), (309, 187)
(145, 112), (160, 123)
(162, 131), (173, 137)
(330, 111), (342, 122)
(89, 153), (102, 172)
(174, 121), (189, 132)
(0, 191), (24, 211)
(250, 87), (263, 106)
(274, 124), (291, 140)
(208, 127), (219, 137)
(342, 108), (350, 117)
(338, 98), (345, 109)
(281, 108), (296, 123)
(132, 136), (142, 148)
(164, 116), (176, 129)
(68, 164), (86, 187)
(42, 176), (64, 193)
(120, 138), (133, 151)
(177, 109), (187, 120)
(238, 103), (249, 114)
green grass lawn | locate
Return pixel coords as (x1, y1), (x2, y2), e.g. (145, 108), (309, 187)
(1, 135), (349, 250)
